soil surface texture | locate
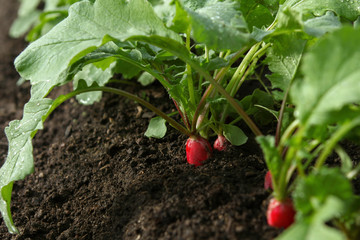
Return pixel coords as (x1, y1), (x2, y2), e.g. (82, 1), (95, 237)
(0, 1), (303, 239)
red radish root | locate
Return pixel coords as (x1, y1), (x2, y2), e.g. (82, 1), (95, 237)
(267, 198), (296, 229)
(186, 136), (212, 167)
(213, 135), (228, 151)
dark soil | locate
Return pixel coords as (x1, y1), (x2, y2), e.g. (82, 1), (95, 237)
(0, 1), (306, 240)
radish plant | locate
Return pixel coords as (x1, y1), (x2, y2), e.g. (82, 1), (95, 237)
(1, 0), (269, 232)
(258, 26), (360, 238)
(2, 0), (360, 238)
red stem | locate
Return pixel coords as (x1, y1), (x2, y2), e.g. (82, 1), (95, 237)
(172, 99), (191, 130)
(191, 50), (246, 131)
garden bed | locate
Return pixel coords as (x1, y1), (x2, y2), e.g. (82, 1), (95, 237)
(3, 0), (360, 239)
(0, 1), (281, 239)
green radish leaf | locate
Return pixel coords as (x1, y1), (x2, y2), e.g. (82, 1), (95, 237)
(291, 27), (360, 126)
(138, 72), (156, 86)
(256, 7), (342, 42)
(114, 51), (143, 79)
(266, 33), (306, 100)
(18, 0), (41, 15)
(354, 16), (360, 28)
(254, 8), (306, 90)
(251, 27), (274, 42)
(277, 197), (347, 240)
(73, 61), (117, 105)
(250, 7), (304, 42)
(283, 0), (360, 21)
(0, 98), (55, 233)
(10, 10), (40, 38)
(200, 57), (229, 71)
(168, 75), (196, 118)
(25, 10), (68, 42)
(149, 0), (176, 26)
(293, 168), (353, 219)
(276, 222), (310, 240)
(346, 162), (360, 180)
(334, 146), (353, 176)
(239, 89), (275, 125)
(276, 7), (303, 31)
(257, 0), (279, 15)
(238, 0), (275, 30)
(170, 0), (190, 33)
(144, 117), (167, 138)
(222, 124), (248, 146)
(279, 168), (355, 240)
(254, 105), (279, 121)
(9, 0), (41, 38)
(303, 11), (342, 37)
(178, 0), (251, 51)
(97, 44), (171, 87)
(15, 0), (182, 99)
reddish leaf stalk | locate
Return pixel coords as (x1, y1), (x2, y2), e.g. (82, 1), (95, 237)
(189, 60), (263, 137)
(264, 171), (273, 190)
(172, 99), (191, 130)
(191, 48), (248, 132)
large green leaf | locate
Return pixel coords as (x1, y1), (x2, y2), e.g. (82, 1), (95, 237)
(266, 33), (306, 100)
(15, 0), (182, 99)
(178, 0), (251, 51)
(291, 27), (360, 126)
(0, 98), (55, 233)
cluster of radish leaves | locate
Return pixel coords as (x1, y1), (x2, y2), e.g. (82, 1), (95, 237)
(2, 0), (360, 238)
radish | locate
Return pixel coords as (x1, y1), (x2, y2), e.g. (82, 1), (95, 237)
(213, 135), (228, 151)
(266, 198), (295, 229)
(186, 136), (212, 166)
(264, 171), (273, 190)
